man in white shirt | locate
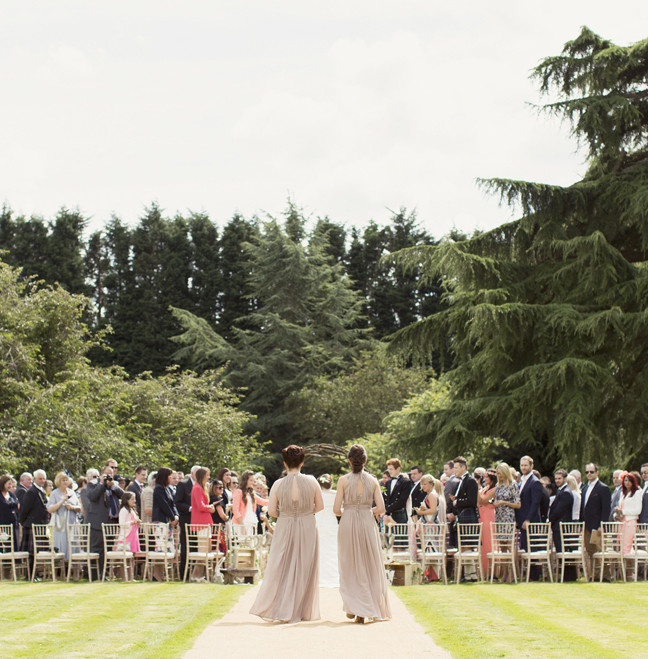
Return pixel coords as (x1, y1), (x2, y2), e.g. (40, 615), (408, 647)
(580, 463), (611, 580)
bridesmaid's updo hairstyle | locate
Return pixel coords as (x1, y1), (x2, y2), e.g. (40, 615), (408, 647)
(282, 445), (305, 469)
(347, 444), (366, 473)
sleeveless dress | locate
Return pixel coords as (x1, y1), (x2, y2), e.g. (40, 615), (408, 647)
(250, 473), (320, 622)
(337, 471), (391, 621)
(316, 489), (339, 587)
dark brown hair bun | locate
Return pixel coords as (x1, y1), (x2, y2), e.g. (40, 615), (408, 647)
(282, 445), (305, 469)
(347, 444), (366, 473)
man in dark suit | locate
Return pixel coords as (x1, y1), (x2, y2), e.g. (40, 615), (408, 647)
(126, 466), (148, 517)
(609, 470), (623, 521)
(580, 462), (611, 580)
(84, 466), (124, 576)
(383, 459), (410, 524)
(16, 472), (33, 508)
(448, 456), (479, 581)
(515, 456), (543, 551)
(175, 465), (200, 576)
(549, 469), (576, 580)
(19, 469), (50, 573)
(638, 463), (648, 524)
(408, 466), (426, 518)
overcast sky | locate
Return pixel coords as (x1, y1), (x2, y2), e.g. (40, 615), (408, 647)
(1, 1), (646, 239)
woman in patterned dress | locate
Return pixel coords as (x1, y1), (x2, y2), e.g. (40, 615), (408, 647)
(493, 462), (520, 583)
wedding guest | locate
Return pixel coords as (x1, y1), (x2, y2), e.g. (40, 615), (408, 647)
(117, 491), (140, 552)
(152, 468), (178, 581)
(494, 462), (520, 583)
(232, 471), (267, 529)
(566, 475), (581, 521)
(609, 470), (624, 521)
(580, 463), (611, 580)
(190, 467), (215, 582)
(15, 472), (33, 507)
(615, 472), (642, 577)
(217, 468), (232, 505)
(141, 472), (157, 523)
(19, 469), (50, 556)
(478, 470), (497, 575)
(126, 466), (147, 516)
(0, 474), (19, 549)
(383, 459), (410, 524)
(46, 472), (81, 559)
(434, 478), (447, 523)
(640, 464), (648, 525)
(209, 481), (229, 525)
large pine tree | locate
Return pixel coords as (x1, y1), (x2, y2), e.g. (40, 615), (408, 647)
(390, 28), (648, 471)
(172, 208), (372, 471)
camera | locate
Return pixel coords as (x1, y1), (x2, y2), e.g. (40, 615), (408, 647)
(104, 474), (113, 483)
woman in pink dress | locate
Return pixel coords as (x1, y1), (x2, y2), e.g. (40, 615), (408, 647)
(614, 472), (642, 577)
(232, 470), (268, 531)
(190, 467), (216, 582)
(477, 470), (497, 576)
(118, 491), (141, 552)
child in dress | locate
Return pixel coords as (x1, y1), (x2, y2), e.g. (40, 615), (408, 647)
(118, 491), (141, 552)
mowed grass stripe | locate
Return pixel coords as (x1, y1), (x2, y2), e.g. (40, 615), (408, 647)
(396, 583), (648, 658)
(0, 583), (245, 658)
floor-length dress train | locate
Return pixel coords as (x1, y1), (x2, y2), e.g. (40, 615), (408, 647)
(250, 473), (320, 623)
(337, 471), (391, 620)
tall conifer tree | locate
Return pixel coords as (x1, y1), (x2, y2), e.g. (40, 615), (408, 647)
(390, 28), (648, 470)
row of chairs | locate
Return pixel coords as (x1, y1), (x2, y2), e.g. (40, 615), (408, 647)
(383, 521), (648, 585)
(0, 522), (266, 583)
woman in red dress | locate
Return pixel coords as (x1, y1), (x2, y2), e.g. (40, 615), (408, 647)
(477, 470), (497, 577)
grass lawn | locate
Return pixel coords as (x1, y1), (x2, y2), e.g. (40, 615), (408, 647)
(0, 582), (246, 658)
(396, 582), (648, 658)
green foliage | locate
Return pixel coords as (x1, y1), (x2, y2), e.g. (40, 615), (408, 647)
(0, 258), (257, 477)
(389, 28), (648, 473)
(172, 206), (373, 470)
(293, 347), (428, 446)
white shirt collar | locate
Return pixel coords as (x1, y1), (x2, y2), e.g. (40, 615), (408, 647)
(587, 478), (599, 489)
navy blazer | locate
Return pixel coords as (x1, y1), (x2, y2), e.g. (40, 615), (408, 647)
(580, 480), (611, 531)
(549, 486), (574, 551)
(638, 487), (648, 524)
(153, 484), (178, 523)
(515, 474), (542, 528)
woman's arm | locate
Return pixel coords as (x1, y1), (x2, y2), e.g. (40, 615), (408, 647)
(192, 486), (214, 514)
(313, 479), (324, 514)
(333, 477), (345, 516)
(478, 487), (494, 506)
(267, 483), (280, 518)
(372, 478), (386, 516)
(416, 492), (438, 516)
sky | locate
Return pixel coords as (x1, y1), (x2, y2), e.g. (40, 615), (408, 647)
(1, 1), (646, 239)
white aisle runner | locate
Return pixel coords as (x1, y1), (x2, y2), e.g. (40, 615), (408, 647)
(184, 586), (450, 658)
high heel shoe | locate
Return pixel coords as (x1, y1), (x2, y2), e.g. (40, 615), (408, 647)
(355, 616), (364, 624)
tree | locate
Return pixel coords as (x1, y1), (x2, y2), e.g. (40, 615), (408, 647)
(345, 209), (444, 341)
(172, 207), (372, 473)
(292, 347), (428, 447)
(389, 28), (648, 473)
(0, 257), (257, 476)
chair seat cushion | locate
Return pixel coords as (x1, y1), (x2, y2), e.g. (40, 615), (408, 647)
(36, 552), (65, 558)
(71, 552), (100, 559)
(148, 551), (176, 558)
(0, 551), (29, 559)
(106, 551), (133, 558)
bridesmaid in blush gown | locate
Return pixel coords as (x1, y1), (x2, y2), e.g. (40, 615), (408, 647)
(334, 444), (391, 624)
(250, 445), (324, 623)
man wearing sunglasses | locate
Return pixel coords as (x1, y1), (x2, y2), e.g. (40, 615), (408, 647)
(580, 463), (611, 581)
(639, 464), (648, 524)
